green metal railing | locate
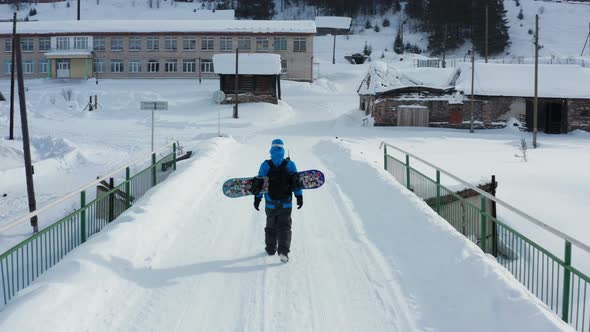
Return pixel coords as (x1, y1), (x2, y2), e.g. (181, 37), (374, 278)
(0, 144), (178, 307)
(382, 142), (590, 331)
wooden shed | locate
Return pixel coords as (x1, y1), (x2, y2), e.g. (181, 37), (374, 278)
(213, 53), (282, 104)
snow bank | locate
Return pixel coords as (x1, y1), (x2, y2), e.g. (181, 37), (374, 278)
(213, 53), (282, 75)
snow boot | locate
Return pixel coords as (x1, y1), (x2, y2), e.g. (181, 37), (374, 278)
(279, 253), (289, 263)
(265, 248), (276, 256)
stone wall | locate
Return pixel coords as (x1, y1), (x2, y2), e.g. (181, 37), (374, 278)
(567, 99), (590, 132)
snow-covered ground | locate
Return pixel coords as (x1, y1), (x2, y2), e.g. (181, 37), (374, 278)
(0, 11), (588, 330)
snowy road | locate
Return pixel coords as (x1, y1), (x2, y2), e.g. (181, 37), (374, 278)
(0, 136), (570, 331)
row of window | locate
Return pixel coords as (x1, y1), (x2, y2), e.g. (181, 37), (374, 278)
(94, 59), (215, 73)
(93, 36), (302, 52)
(3, 36), (306, 53)
(4, 60), (47, 74)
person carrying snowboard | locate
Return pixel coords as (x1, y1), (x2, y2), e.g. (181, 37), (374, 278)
(252, 139), (303, 263)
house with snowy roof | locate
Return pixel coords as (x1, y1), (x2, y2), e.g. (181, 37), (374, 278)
(0, 19), (315, 82)
(213, 53), (282, 104)
(358, 61), (590, 133)
(314, 16), (352, 36)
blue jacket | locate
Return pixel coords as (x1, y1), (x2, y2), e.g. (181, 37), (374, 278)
(257, 144), (303, 209)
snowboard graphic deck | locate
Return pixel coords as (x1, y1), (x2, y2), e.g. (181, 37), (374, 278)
(223, 170), (325, 198)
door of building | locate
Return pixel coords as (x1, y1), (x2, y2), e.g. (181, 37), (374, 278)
(56, 59), (70, 78)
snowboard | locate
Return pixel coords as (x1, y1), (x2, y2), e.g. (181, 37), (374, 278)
(222, 170), (325, 198)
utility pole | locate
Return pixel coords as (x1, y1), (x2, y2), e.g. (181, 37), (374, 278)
(442, 24), (448, 68)
(485, 5), (489, 63)
(9, 12), (16, 140)
(233, 48), (239, 119)
(533, 14), (539, 148)
(77, 0), (81, 20)
(470, 46), (475, 134)
(15, 35), (38, 233)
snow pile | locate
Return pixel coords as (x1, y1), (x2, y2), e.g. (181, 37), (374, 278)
(314, 16), (352, 30)
(213, 53), (282, 75)
(455, 63), (590, 98)
(0, 20), (317, 35)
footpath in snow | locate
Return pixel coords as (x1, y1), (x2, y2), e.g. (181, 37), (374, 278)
(0, 136), (570, 332)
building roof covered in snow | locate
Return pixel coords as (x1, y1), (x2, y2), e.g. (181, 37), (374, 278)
(454, 63), (590, 99)
(314, 16), (352, 30)
(0, 20), (317, 35)
(357, 61), (457, 96)
(213, 53), (282, 75)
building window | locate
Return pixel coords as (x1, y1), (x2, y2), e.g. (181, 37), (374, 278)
(164, 37), (177, 51)
(128, 60), (142, 73)
(165, 59), (177, 72)
(201, 37), (214, 51)
(129, 37), (142, 51)
(73, 37), (88, 50)
(294, 37), (307, 52)
(238, 37), (251, 51)
(147, 60), (159, 73)
(220, 37), (232, 52)
(94, 37), (105, 51)
(39, 37), (51, 51)
(147, 37), (159, 51)
(56, 37), (70, 50)
(23, 60), (34, 74)
(94, 60), (104, 73)
(39, 60), (48, 73)
(111, 38), (124, 51)
(21, 38), (34, 52)
(274, 37), (287, 51)
(183, 37), (196, 51)
(281, 59), (287, 74)
(256, 37), (269, 51)
(183, 59), (196, 73)
(111, 60), (124, 73)
(5, 61), (12, 74)
(201, 59), (214, 73)
(5, 39), (12, 52)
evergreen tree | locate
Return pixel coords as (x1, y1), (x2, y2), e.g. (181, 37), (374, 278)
(216, 0), (231, 10)
(393, 0), (401, 13)
(393, 30), (404, 54)
(405, 0), (425, 19)
(472, 0), (510, 55)
(236, 0), (276, 20)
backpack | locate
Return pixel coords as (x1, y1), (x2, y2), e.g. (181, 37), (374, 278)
(267, 159), (291, 200)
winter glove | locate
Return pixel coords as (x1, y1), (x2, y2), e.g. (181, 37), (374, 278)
(296, 195), (303, 209)
(254, 196), (262, 211)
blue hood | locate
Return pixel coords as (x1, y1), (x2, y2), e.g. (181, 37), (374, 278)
(270, 139), (285, 166)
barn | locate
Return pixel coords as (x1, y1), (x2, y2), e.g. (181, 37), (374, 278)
(213, 53), (282, 105)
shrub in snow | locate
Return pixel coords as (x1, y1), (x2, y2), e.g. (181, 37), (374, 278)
(365, 20), (372, 29)
(373, 25), (381, 33)
(528, 29), (533, 35)
(515, 138), (528, 162)
(62, 89), (72, 102)
(517, 8), (523, 20)
(363, 42), (372, 56)
(380, 52), (385, 59)
(382, 18), (391, 28)
(29, 8), (37, 17)
(66, 2), (70, 8)
(49, 96), (56, 105)
(538, 6), (545, 15)
(514, 0), (520, 6)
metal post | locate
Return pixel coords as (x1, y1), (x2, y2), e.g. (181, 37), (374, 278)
(491, 175), (498, 257)
(15, 35), (38, 233)
(233, 48), (239, 119)
(562, 241), (572, 322)
(383, 145), (388, 171)
(150, 104), (155, 152)
(480, 196), (487, 252)
(198, 57), (202, 85)
(125, 167), (131, 209)
(533, 15), (539, 148)
(108, 178), (115, 222)
(436, 170), (441, 214)
(151, 153), (157, 187)
(332, 33), (336, 65)
(80, 191), (86, 243)
(77, 0), (81, 20)
(405, 154), (411, 190)
(173, 143), (177, 171)
(470, 46), (475, 134)
(9, 13), (16, 140)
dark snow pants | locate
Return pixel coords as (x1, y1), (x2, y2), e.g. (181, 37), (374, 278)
(265, 207), (292, 255)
